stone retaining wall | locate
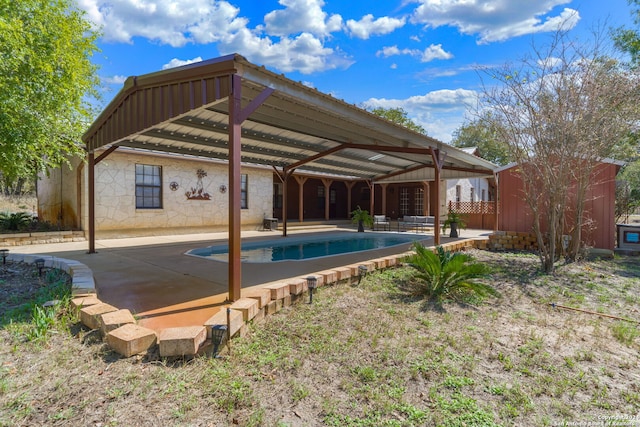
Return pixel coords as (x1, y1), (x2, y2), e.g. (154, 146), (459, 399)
(486, 231), (538, 251)
(0, 230), (85, 246)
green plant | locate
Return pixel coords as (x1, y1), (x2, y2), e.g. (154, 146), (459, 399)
(25, 304), (57, 342)
(0, 211), (34, 231)
(350, 205), (373, 231)
(404, 243), (499, 303)
(441, 209), (467, 235)
(611, 321), (639, 345)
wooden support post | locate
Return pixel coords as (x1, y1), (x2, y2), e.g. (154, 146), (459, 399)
(368, 180), (374, 222)
(293, 175), (308, 223)
(431, 149), (447, 246)
(380, 183), (388, 216)
(321, 178), (332, 220)
(88, 151), (96, 254)
(228, 75), (243, 302)
(345, 181), (356, 218)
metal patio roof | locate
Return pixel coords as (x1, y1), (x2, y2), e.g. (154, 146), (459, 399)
(83, 53), (495, 182)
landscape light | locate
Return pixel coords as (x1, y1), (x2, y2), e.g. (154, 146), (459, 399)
(306, 276), (318, 303)
(35, 258), (45, 277)
(211, 324), (228, 357)
(357, 265), (368, 285)
(0, 249), (8, 265)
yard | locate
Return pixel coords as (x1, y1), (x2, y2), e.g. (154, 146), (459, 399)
(1, 249), (639, 426)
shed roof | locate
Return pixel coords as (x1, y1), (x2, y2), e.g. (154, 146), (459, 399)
(83, 53), (495, 181)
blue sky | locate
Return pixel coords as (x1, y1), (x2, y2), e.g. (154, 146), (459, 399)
(78, 0), (634, 142)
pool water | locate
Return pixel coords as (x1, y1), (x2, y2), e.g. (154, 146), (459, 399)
(187, 232), (421, 263)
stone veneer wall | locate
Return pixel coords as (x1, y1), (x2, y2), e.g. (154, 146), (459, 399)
(84, 151), (274, 231)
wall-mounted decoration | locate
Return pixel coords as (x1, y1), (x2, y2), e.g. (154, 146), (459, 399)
(185, 169), (211, 200)
(219, 184), (227, 194)
(169, 181), (179, 191)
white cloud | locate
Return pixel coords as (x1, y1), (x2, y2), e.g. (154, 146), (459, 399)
(77, 0), (351, 74)
(411, 0), (580, 44)
(102, 75), (127, 85)
(263, 0), (343, 37)
(377, 44), (453, 63)
(162, 57), (203, 70)
(537, 56), (563, 69)
(377, 45), (405, 57)
(77, 0), (248, 47)
(345, 14), (406, 40)
(219, 29), (354, 74)
(420, 44), (454, 62)
(362, 89), (479, 142)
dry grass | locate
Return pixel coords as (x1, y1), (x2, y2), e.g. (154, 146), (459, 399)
(1, 250), (639, 426)
(0, 195), (37, 215)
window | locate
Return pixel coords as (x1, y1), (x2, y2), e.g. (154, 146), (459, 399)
(470, 188), (475, 203)
(135, 164), (162, 209)
(317, 186), (325, 210)
(481, 189), (486, 202)
(241, 174), (248, 209)
(399, 187), (409, 216)
(273, 183), (282, 209)
(455, 185), (461, 203)
(414, 188), (424, 215)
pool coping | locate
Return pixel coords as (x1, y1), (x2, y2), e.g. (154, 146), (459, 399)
(185, 230), (432, 263)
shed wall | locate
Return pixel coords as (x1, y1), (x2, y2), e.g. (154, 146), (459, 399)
(497, 163), (618, 250)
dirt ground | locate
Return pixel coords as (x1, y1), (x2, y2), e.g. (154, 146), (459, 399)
(1, 250), (639, 426)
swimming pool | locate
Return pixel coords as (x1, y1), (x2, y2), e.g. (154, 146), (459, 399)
(187, 232), (423, 263)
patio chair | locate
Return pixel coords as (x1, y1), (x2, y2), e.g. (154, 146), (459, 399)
(373, 215), (390, 231)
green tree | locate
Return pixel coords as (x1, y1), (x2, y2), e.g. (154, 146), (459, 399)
(612, 0), (640, 67)
(368, 107), (426, 134)
(450, 112), (511, 165)
(0, 0), (100, 185)
(617, 159), (640, 220)
(479, 29), (640, 272)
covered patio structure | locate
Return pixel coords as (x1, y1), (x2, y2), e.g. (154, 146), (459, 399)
(83, 53), (495, 302)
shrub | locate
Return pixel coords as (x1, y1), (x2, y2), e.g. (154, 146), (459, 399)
(0, 211), (34, 231)
(405, 243), (499, 303)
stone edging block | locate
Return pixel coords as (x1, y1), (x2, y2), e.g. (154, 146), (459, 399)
(5, 253), (96, 295)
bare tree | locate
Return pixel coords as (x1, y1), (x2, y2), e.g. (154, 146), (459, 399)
(478, 28), (640, 272)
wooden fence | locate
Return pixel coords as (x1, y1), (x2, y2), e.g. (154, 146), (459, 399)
(448, 201), (497, 230)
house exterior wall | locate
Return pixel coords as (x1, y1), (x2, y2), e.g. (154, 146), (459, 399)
(37, 156), (83, 230)
(88, 151), (273, 231)
(446, 178), (491, 203)
(497, 162), (619, 250)
(40, 150), (273, 235)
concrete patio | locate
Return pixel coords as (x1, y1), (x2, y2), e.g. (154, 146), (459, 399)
(8, 226), (491, 331)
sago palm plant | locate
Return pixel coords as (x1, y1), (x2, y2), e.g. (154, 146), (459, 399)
(0, 211), (34, 231)
(405, 243), (498, 303)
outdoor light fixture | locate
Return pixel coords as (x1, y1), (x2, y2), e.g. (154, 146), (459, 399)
(357, 265), (368, 285)
(211, 324), (228, 357)
(34, 258), (45, 277)
(306, 276), (318, 303)
(0, 249), (8, 265)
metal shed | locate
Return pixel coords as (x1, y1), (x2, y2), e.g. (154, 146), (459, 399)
(83, 53), (495, 301)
